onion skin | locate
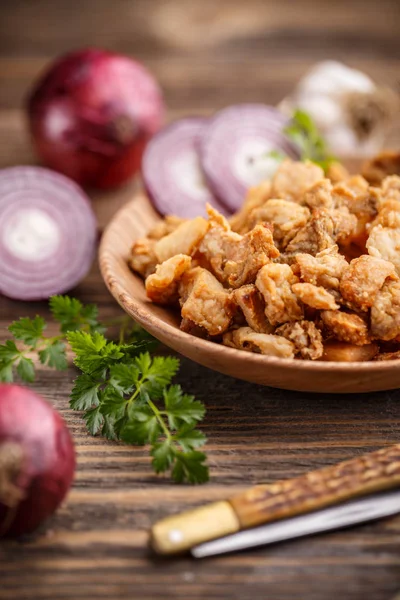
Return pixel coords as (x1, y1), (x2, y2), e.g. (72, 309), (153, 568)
(0, 384), (75, 537)
(27, 48), (164, 189)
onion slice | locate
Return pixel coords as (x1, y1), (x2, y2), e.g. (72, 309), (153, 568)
(0, 167), (97, 300)
(200, 104), (301, 211)
(142, 118), (229, 218)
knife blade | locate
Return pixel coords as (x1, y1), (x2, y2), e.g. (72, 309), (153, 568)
(192, 489), (400, 558)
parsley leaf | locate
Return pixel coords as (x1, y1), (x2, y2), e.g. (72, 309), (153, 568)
(70, 373), (102, 410)
(151, 441), (175, 473)
(16, 357), (35, 383)
(39, 340), (68, 370)
(84, 405), (104, 435)
(120, 405), (161, 445)
(8, 316), (46, 346)
(67, 331), (123, 373)
(172, 451), (209, 484)
(0, 340), (21, 383)
(175, 425), (207, 451)
(0, 340), (20, 362)
(164, 385), (205, 429)
(284, 109), (336, 172)
(50, 296), (104, 334)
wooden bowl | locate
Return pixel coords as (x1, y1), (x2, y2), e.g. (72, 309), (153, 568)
(99, 192), (400, 393)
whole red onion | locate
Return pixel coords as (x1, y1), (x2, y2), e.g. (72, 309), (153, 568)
(0, 384), (75, 537)
(27, 48), (164, 189)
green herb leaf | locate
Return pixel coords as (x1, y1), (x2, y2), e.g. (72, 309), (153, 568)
(0, 362), (14, 383)
(175, 425), (207, 451)
(164, 385), (206, 430)
(50, 295), (104, 334)
(84, 405), (104, 436)
(0, 340), (20, 362)
(16, 357), (35, 383)
(151, 440), (175, 473)
(8, 316), (46, 346)
(120, 405), (161, 445)
(70, 373), (102, 410)
(138, 354), (180, 396)
(109, 363), (138, 395)
(284, 109), (336, 172)
(0, 340), (21, 383)
(39, 340), (68, 370)
(172, 451), (209, 484)
(67, 331), (123, 373)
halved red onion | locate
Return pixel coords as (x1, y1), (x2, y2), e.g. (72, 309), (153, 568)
(142, 118), (229, 218)
(0, 166), (97, 300)
(200, 104), (301, 211)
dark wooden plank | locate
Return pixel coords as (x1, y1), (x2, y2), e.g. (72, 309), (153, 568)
(1, 0), (400, 598)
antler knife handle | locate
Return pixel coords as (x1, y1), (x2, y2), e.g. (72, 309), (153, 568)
(151, 444), (400, 555)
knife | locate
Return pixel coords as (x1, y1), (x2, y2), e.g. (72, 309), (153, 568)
(150, 444), (400, 556)
(192, 489), (400, 557)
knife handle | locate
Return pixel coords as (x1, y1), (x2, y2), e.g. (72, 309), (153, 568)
(150, 444), (400, 555)
(230, 443), (400, 528)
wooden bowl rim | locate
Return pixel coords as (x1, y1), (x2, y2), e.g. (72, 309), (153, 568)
(99, 194), (400, 375)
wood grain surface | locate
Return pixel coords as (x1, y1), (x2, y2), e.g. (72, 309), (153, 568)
(1, 1), (400, 598)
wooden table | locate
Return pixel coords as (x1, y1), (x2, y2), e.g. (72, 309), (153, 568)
(1, 1), (400, 598)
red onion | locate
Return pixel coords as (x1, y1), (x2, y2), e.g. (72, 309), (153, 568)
(142, 118), (229, 218)
(0, 166), (97, 301)
(27, 48), (164, 189)
(0, 384), (75, 537)
(200, 104), (301, 211)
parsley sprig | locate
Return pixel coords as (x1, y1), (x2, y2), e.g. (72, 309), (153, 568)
(284, 109), (336, 172)
(0, 296), (209, 484)
(266, 110), (336, 173)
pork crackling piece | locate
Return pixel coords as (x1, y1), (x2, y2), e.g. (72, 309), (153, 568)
(326, 162), (350, 184)
(275, 320), (323, 360)
(303, 179), (334, 210)
(246, 199), (310, 248)
(129, 237), (158, 279)
(285, 207), (356, 256)
(332, 176), (371, 211)
(229, 181), (272, 234)
(292, 282), (339, 310)
(224, 224), (279, 288)
(233, 284), (272, 334)
(147, 215), (187, 240)
(332, 177), (380, 249)
(284, 209), (335, 256)
(271, 159), (324, 203)
(381, 175), (400, 202)
(145, 254), (192, 304)
(369, 200), (400, 230)
(320, 341), (379, 362)
(340, 255), (398, 311)
(370, 280), (400, 341)
(154, 216), (209, 263)
(321, 310), (371, 346)
(199, 205), (279, 288)
(362, 151), (400, 186)
(179, 267), (235, 336)
(223, 327), (295, 358)
(256, 263), (303, 326)
(295, 246), (348, 292)
(367, 225), (400, 275)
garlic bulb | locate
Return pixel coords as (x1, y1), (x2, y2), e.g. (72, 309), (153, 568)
(280, 61), (399, 158)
